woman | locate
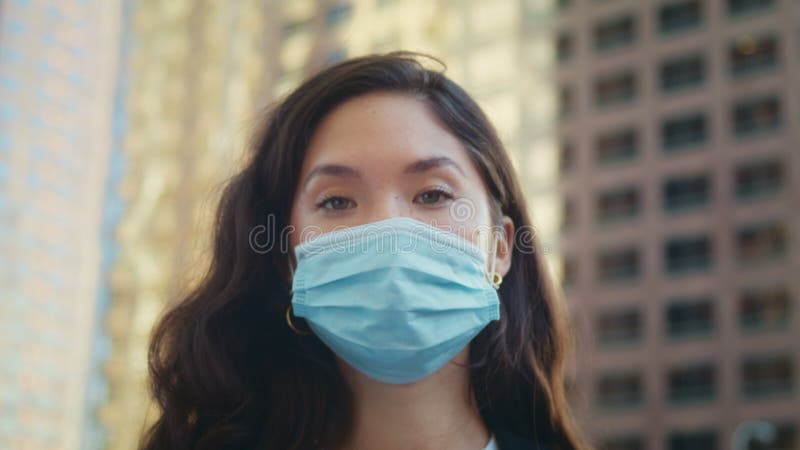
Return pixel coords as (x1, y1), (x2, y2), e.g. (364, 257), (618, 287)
(141, 51), (588, 450)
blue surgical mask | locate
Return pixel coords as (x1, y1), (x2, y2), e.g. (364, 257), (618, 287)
(290, 216), (501, 384)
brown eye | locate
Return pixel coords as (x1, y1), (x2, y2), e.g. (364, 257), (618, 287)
(414, 188), (453, 205)
(318, 196), (355, 210)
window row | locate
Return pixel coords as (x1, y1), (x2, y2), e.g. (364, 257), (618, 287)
(560, 34), (778, 105)
(562, 221), (789, 285)
(599, 422), (796, 450)
(560, 159), (787, 230)
(560, 76), (783, 138)
(596, 354), (795, 410)
(596, 285), (793, 347)
(558, 0), (777, 56)
(560, 102), (782, 173)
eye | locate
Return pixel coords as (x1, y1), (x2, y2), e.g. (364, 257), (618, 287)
(414, 187), (454, 206)
(316, 196), (356, 211)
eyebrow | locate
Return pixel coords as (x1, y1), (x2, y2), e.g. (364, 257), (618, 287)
(403, 156), (466, 176)
(303, 164), (361, 190)
(303, 156), (466, 191)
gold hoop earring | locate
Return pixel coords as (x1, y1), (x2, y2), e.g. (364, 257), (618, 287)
(286, 305), (312, 336)
(487, 271), (503, 289)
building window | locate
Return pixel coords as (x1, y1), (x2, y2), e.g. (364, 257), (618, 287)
(596, 186), (640, 224)
(665, 235), (712, 275)
(739, 285), (791, 331)
(596, 128), (638, 165)
(560, 85), (574, 119)
(660, 53), (705, 92)
(562, 256), (577, 287)
(730, 35), (779, 77)
(561, 198), (576, 232)
(594, 14), (636, 52)
(557, 31), (574, 63)
(756, 423), (798, 450)
(325, 49), (347, 64)
(597, 247), (640, 283)
(659, 0), (703, 35)
(736, 221), (787, 264)
(594, 71), (637, 108)
(597, 309), (642, 346)
(325, 3), (352, 26)
(662, 113), (708, 152)
(666, 297), (714, 339)
(597, 372), (643, 409)
(735, 158), (784, 200)
(727, 0), (775, 17)
(667, 430), (718, 450)
(599, 435), (644, 450)
(667, 363), (716, 404)
(733, 95), (781, 137)
(663, 173), (710, 212)
(559, 141), (575, 174)
(281, 18), (312, 39)
(741, 354), (794, 398)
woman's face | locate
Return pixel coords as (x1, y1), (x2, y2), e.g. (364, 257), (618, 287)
(290, 91), (513, 275)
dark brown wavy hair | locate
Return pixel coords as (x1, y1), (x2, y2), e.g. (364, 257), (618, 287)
(140, 51), (587, 450)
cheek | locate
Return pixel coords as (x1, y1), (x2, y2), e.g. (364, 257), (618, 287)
(289, 227), (300, 248)
(443, 203), (495, 252)
(288, 207), (308, 249)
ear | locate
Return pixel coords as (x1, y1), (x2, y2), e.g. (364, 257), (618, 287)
(494, 215), (515, 277)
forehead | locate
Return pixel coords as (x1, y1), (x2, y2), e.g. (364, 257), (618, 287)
(303, 91), (470, 168)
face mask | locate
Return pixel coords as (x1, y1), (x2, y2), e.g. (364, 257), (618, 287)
(290, 216), (501, 384)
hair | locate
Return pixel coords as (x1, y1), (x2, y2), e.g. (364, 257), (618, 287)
(140, 51), (588, 450)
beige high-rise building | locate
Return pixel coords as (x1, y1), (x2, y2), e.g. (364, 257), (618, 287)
(0, 1), (122, 449)
(555, 1), (799, 449)
(96, 1), (281, 448)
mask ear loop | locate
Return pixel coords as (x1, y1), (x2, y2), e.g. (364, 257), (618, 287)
(488, 229), (502, 289)
(287, 252), (296, 291)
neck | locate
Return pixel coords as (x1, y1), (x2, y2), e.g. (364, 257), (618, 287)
(337, 347), (491, 450)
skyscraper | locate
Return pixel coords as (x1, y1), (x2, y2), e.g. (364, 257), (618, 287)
(96, 1), (280, 448)
(0, 0), (123, 449)
(555, 1), (799, 449)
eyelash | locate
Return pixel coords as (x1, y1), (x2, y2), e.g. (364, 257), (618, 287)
(314, 187), (455, 212)
(414, 186), (455, 206)
(315, 194), (355, 211)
